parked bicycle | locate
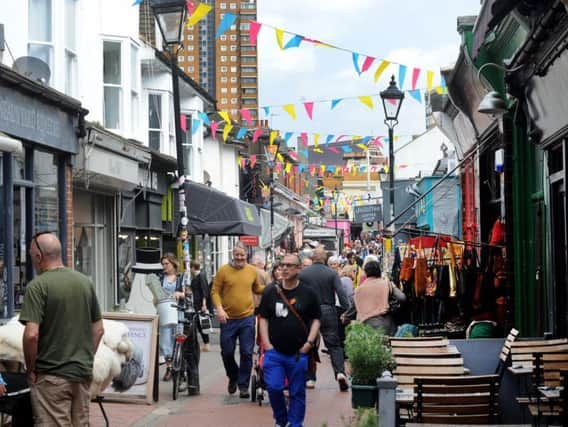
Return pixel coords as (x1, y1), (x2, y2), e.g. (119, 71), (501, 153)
(171, 294), (202, 400)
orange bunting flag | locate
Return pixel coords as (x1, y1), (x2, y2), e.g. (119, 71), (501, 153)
(269, 130), (278, 145)
(358, 96), (374, 109)
(187, 3), (212, 27)
(374, 60), (391, 83)
(276, 28), (285, 49)
(283, 104), (297, 120)
(222, 123), (233, 141)
(219, 111), (231, 124)
(427, 70), (434, 91)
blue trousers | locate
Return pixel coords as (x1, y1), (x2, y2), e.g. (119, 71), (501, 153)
(219, 315), (255, 390)
(263, 349), (308, 427)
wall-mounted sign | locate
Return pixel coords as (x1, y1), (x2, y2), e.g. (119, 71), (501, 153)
(353, 204), (382, 224)
(240, 235), (259, 246)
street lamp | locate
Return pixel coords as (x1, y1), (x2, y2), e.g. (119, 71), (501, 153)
(332, 187), (340, 254)
(149, 0), (189, 272)
(380, 75), (404, 274)
(264, 141), (280, 262)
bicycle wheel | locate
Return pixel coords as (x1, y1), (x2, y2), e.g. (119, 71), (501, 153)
(185, 317), (201, 395)
(172, 342), (183, 400)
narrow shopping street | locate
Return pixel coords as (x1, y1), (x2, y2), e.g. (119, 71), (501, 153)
(90, 335), (353, 427)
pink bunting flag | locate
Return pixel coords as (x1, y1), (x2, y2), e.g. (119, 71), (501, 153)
(210, 120), (218, 137)
(309, 165), (316, 176)
(293, 165), (299, 174)
(180, 114), (187, 132)
(186, 0), (195, 14)
(300, 132), (308, 147)
(361, 56), (375, 73)
(240, 158), (247, 169)
(240, 109), (252, 126)
(288, 150), (299, 161)
(412, 68), (421, 90)
(252, 128), (263, 143)
(335, 135), (347, 143)
(249, 21), (262, 46)
(303, 102), (314, 120)
(328, 146), (340, 154)
(250, 154), (257, 168)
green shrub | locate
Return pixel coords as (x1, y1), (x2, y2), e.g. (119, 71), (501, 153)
(344, 322), (396, 385)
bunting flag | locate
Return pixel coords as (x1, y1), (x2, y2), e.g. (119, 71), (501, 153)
(198, 112), (210, 126)
(191, 118), (200, 135)
(275, 28), (285, 49)
(356, 143), (368, 151)
(398, 65), (408, 89)
(283, 104), (297, 120)
(325, 134), (335, 146)
(240, 157), (247, 169)
(236, 127), (248, 139)
(284, 35), (303, 49)
(186, 1), (195, 14)
(299, 132), (309, 148)
(239, 109), (252, 126)
(303, 102), (314, 120)
(186, 3), (212, 27)
(262, 106), (271, 117)
(285, 163), (292, 174)
(331, 99), (342, 110)
(284, 132), (294, 145)
(328, 146), (340, 154)
(269, 130), (278, 145)
(361, 56), (375, 73)
(180, 115), (187, 133)
(210, 120), (218, 137)
(341, 145), (352, 152)
(313, 133), (320, 148)
(252, 128), (263, 143)
(215, 12), (237, 38)
(374, 60), (391, 83)
(132, 0), (143, 5)
(409, 89), (422, 103)
(427, 70), (434, 91)
(222, 123), (233, 141)
(336, 135), (347, 143)
(358, 96), (374, 109)
(249, 154), (257, 168)
(412, 68), (421, 90)
(276, 153), (284, 163)
(249, 21), (262, 46)
(219, 111), (231, 124)
(352, 52), (361, 75)
(313, 148), (323, 154)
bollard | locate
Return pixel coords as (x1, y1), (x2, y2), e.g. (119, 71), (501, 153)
(377, 370), (397, 427)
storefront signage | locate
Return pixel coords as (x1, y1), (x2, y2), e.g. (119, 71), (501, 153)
(353, 204), (382, 224)
(239, 235), (259, 246)
(0, 86), (77, 153)
(86, 147), (139, 188)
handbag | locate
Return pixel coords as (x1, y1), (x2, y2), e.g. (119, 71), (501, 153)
(275, 285), (320, 371)
(388, 283), (402, 314)
(399, 245), (414, 282)
(414, 243), (427, 297)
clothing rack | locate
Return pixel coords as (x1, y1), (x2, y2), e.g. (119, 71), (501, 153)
(396, 227), (505, 250)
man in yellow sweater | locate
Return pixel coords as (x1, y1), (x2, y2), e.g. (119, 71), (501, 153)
(211, 242), (264, 398)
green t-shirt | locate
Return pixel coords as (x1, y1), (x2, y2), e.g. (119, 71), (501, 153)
(19, 267), (102, 381)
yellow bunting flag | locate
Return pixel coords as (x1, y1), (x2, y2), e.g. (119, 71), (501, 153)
(187, 3), (212, 27)
(277, 153), (284, 163)
(358, 96), (374, 109)
(313, 148), (323, 154)
(314, 133), (320, 147)
(352, 135), (362, 143)
(335, 166), (341, 175)
(374, 60), (391, 83)
(269, 130), (278, 145)
(276, 28), (285, 49)
(285, 163), (292, 174)
(427, 70), (434, 91)
(283, 104), (297, 120)
(223, 124), (233, 141)
(320, 165), (326, 175)
(357, 143), (368, 151)
(219, 111), (231, 124)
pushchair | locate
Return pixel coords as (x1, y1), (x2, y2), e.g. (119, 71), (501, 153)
(250, 316), (266, 406)
(0, 372), (33, 427)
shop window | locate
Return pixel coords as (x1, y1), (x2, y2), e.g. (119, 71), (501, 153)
(148, 93), (162, 151)
(28, 0), (53, 77)
(130, 44), (140, 137)
(64, 0), (78, 96)
(103, 40), (123, 130)
(34, 150), (59, 233)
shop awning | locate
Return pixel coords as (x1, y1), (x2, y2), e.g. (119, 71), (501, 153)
(184, 181), (261, 236)
(259, 209), (292, 249)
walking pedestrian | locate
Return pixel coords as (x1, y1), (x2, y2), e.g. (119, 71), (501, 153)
(189, 261), (211, 351)
(211, 242), (264, 398)
(20, 232), (104, 426)
(299, 247), (350, 391)
(258, 253), (321, 427)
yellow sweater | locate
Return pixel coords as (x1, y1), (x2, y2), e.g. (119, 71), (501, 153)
(211, 263), (264, 319)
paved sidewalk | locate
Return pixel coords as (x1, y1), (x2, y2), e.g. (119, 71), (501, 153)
(90, 338), (354, 427)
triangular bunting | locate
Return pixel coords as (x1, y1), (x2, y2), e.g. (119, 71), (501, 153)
(198, 112), (210, 126)
(374, 60), (391, 83)
(249, 154), (257, 168)
(222, 124), (233, 141)
(236, 127), (247, 139)
(275, 28), (285, 49)
(356, 143), (368, 151)
(358, 96), (374, 109)
(252, 128), (263, 143)
(284, 132), (294, 145)
(210, 120), (218, 136)
(398, 65), (407, 89)
(427, 70), (434, 91)
(284, 34), (303, 49)
(215, 12), (237, 38)
(239, 109), (252, 126)
(300, 132), (308, 147)
(412, 68), (421, 90)
(361, 56), (375, 73)
(249, 21), (262, 46)
(352, 52), (361, 75)
(180, 114), (187, 132)
(303, 102), (314, 120)
(325, 135), (335, 146)
(331, 99), (343, 110)
(191, 118), (200, 135)
(187, 3), (212, 27)
(269, 130), (278, 145)
(313, 133), (320, 147)
(219, 111), (231, 124)
(262, 106), (271, 117)
(283, 104), (297, 120)
(409, 89), (422, 103)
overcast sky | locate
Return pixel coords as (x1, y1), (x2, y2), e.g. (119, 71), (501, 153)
(257, 0), (480, 140)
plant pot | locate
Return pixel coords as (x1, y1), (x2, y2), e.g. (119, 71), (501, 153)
(350, 384), (378, 409)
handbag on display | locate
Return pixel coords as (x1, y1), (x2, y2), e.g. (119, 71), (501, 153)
(399, 245), (414, 283)
(414, 244), (427, 298)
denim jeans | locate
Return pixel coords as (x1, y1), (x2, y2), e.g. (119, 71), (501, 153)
(159, 325), (175, 359)
(263, 349), (308, 427)
(219, 315), (255, 390)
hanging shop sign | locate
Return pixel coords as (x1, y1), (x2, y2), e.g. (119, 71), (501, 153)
(239, 235), (260, 246)
(353, 204), (382, 224)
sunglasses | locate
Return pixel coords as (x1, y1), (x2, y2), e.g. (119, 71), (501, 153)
(32, 231), (54, 259)
(280, 263), (299, 268)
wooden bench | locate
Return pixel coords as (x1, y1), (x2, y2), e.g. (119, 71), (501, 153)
(413, 375), (500, 424)
(390, 337), (450, 348)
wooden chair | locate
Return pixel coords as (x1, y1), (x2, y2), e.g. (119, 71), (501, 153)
(495, 328), (519, 377)
(390, 337), (449, 348)
(394, 356), (468, 391)
(414, 374), (500, 424)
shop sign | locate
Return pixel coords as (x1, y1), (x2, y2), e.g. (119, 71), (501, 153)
(353, 204), (382, 224)
(239, 235), (259, 246)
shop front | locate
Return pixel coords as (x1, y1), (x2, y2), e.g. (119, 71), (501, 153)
(0, 64), (87, 318)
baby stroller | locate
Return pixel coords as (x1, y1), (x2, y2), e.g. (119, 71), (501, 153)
(0, 372), (33, 427)
(250, 316), (266, 406)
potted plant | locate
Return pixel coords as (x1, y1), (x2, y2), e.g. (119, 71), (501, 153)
(344, 323), (396, 409)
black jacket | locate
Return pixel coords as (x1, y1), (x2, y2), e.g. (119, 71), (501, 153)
(299, 262), (349, 309)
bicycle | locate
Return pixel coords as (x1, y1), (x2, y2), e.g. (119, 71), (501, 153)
(170, 294), (202, 400)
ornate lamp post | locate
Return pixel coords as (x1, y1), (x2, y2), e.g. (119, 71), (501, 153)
(380, 75), (404, 274)
(332, 187), (339, 252)
(264, 141), (280, 262)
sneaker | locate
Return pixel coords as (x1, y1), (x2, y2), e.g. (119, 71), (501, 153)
(239, 388), (250, 399)
(227, 379), (237, 394)
(337, 373), (349, 392)
(306, 380), (316, 389)
(201, 343), (210, 352)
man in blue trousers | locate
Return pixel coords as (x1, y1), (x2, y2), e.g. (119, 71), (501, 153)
(258, 254), (321, 427)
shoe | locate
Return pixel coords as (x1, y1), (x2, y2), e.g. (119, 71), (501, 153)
(228, 379), (237, 394)
(201, 343), (210, 352)
(337, 373), (349, 391)
(162, 367), (172, 382)
(239, 388), (250, 399)
(306, 380), (316, 389)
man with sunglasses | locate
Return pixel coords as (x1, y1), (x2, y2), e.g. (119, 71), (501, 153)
(19, 232), (104, 426)
(258, 254), (321, 427)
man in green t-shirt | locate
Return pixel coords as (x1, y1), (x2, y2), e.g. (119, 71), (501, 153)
(19, 232), (104, 426)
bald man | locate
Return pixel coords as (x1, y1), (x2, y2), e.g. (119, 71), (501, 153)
(20, 232), (104, 426)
